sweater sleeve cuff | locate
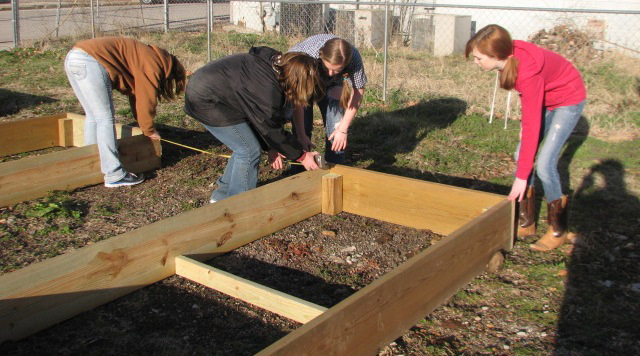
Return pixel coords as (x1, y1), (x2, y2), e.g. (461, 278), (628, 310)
(296, 151), (307, 162)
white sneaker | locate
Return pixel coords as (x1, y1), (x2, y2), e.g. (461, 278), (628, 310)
(104, 173), (144, 188)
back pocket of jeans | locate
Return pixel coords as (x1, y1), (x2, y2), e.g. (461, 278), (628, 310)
(66, 62), (86, 80)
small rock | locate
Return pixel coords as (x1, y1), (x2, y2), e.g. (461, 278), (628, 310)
(557, 270), (568, 276)
(192, 304), (199, 309)
(341, 246), (356, 253)
(328, 255), (345, 264)
(503, 345), (510, 350)
(474, 316), (481, 321)
(481, 306), (489, 311)
(322, 230), (336, 238)
(516, 331), (527, 337)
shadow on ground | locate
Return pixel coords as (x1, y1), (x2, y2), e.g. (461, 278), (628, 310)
(556, 159), (640, 354)
(0, 88), (57, 117)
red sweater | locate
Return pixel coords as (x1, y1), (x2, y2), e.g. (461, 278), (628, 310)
(513, 40), (586, 180)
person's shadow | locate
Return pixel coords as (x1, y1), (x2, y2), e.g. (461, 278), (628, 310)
(555, 159), (640, 353)
(0, 88), (58, 117)
(348, 97), (467, 173)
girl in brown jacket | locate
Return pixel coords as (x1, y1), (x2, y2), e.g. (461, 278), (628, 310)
(65, 37), (185, 187)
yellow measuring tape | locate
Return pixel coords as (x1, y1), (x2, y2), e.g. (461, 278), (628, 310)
(160, 138), (304, 166)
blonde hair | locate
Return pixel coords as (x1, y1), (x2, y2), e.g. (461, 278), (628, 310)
(159, 54), (186, 101)
(465, 24), (519, 90)
(319, 38), (354, 109)
(275, 52), (325, 108)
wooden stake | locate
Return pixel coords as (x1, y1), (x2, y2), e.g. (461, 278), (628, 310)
(321, 173), (343, 215)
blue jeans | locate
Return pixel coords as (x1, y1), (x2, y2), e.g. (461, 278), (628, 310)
(516, 101), (585, 202)
(302, 94), (345, 164)
(64, 48), (127, 183)
(202, 122), (261, 201)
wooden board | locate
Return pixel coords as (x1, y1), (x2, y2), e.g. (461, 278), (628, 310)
(0, 113), (160, 206)
(0, 170), (325, 342)
(331, 165), (506, 236)
(258, 199), (513, 355)
(175, 256), (327, 324)
(0, 135), (160, 207)
(0, 113), (66, 156)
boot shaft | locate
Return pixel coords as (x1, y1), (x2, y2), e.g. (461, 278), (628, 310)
(547, 195), (568, 237)
(519, 186), (536, 228)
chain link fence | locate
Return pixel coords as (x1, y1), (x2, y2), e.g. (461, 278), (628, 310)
(2, 0), (639, 136)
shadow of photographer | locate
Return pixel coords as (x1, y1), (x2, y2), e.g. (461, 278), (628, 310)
(555, 159), (640, 353)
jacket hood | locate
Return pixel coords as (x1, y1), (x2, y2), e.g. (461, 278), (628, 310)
(249, 46), (281, 66)
(513, 40), (545, 82)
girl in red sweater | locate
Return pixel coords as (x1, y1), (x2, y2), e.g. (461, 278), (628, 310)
(466, 25), (586, 251)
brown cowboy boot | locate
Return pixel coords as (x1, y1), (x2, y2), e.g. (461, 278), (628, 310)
(517, 186), (536, 237)
(530, 195), (569, 251)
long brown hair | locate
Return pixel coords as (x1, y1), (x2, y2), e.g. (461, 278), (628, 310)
(159, 54), (186, 101)
(465, 24), (518, 90)
(319, 37), (353, 109)
(275, 52), (325, 108)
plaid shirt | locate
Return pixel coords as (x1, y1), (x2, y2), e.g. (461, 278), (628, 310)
(289, 34), (367, 89)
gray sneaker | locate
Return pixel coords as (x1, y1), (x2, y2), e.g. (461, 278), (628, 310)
(104, 173), (144, 188)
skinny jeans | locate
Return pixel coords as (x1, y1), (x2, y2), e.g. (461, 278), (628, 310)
(202, 122), (261, 202)
(64, 48), (127, 183)
(516, 100), (585, 202)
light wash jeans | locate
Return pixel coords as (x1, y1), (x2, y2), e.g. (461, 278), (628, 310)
(301, 94), (345, 164)
(516, 100), (586, 202)
(202, 122), (262, 201)
(64, 48), (127, 183)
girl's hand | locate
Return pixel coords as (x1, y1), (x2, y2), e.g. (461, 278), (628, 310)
(328, 129), (348, 152)
(301, 152), (320, 171)
(508, 178), (528, 202)
(268, 149), (285, 170)
(147, 131), (161, 140)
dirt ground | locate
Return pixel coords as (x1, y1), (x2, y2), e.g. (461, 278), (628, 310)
(1, 128), (638, 355)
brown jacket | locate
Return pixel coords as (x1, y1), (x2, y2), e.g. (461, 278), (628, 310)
(75, 36), (176, 135)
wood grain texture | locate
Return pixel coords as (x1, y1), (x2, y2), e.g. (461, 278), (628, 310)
(258, 199), (513, 356)
(321, 173), (343, 215)
(0, 169), (325, 342)
(330, 165), (506, 235)
(176, 256), (327, 324)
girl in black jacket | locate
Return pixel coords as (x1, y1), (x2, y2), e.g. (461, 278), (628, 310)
(184, 46), (324, 202)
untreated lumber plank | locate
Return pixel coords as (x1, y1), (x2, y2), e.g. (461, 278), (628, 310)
(175, 256), (327, 324)
(321, 173), (343, 215)
(0, 113), (66, 156)
(258, 199), (514, 355)
(0, 169), (326, 342)
(0, 135), (160, 207)
(330, 165), (505, 235)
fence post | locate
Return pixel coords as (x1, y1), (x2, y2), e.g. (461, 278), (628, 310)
(164, 0), (169, 33)
(55, 0), (61, 37)
(11, 0), (19, 48)
(382, 0), (389, 102)
(207, 0), (212, 62)
(90, 0), (96, 38)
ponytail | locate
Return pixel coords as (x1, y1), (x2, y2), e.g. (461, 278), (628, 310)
(500, 56), (518, 90)
(339, 74), (353, 110)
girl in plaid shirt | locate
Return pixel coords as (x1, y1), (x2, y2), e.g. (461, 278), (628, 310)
(289, 34), (367, 165)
